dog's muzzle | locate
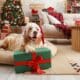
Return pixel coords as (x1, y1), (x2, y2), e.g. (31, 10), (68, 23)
(33, 31), (37, 38)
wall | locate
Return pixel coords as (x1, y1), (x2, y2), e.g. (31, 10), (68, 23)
(21, 0), (66, 16)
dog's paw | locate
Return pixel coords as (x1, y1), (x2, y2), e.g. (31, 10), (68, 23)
(25, 50), (29, 53)
(25, 48), (35, 53)
(29, 48), (35, 52)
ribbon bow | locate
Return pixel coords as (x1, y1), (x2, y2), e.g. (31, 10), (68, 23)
(31, 52), (45, 74)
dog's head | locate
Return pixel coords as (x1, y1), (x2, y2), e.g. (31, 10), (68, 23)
(23, 23), (42, 42)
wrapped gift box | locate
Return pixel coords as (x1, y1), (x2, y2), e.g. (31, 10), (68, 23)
(14, 47), (51, 74)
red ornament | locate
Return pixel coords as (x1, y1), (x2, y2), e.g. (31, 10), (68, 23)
(32, 9), (38, 15)
(13, 0), (16, 4)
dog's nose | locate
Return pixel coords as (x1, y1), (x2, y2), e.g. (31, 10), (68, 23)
(33, 31), (37, 35)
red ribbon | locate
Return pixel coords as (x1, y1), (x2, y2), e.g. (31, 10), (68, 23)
(39, 26), (44, 44)
(15, 52), (50, 74)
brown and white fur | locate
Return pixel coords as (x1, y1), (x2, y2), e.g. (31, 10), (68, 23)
(0, 23), (43, 52)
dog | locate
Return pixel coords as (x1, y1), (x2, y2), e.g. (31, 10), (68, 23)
(0, 22), (43, 52)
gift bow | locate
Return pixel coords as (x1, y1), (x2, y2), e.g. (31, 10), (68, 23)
(15, 52), (50, 74)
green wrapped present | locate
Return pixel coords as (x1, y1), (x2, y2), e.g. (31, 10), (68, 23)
(14, 47), (51, 74)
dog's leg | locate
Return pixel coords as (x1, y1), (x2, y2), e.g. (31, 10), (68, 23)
(18, 44), (25, 52)
(25, 45), (35, 53)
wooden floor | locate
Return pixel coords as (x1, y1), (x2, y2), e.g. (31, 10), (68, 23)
(0, 75), (80, 80)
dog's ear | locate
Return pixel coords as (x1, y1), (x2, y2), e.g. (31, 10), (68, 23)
(22, 23), (31, 36)
(22, 25), (30, 43)
(22, 28), (28, 38)
(22, 24), (28, 35)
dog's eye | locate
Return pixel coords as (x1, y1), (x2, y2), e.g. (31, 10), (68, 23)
(29, 27), (32, 30)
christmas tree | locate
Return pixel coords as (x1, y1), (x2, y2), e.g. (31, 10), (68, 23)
(1, 0), (25, 26)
